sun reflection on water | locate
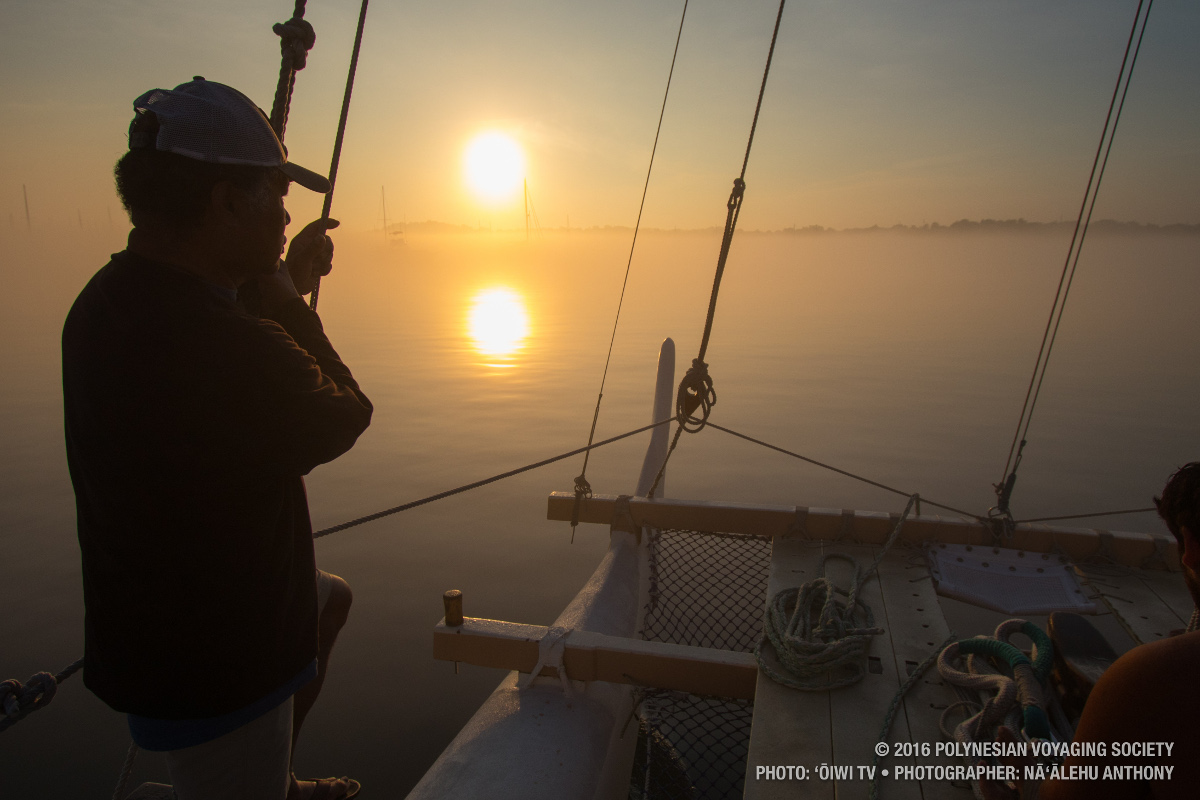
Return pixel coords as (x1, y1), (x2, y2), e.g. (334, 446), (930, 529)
(467, 287), (530, 365)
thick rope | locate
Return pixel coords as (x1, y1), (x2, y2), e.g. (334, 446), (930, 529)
(268, 0), (313, 140)
(994, 0), (1154, 515)
(754, 495), (916, 691)
(569, 0), (690, 534)
(309, 0), (370, 312)
(0, 657), (84, 733)
(111, 741), (139, 800)
(937, 620), (1056, 747)
(869, 633), (956, 800)
(313, 418), (674, 537)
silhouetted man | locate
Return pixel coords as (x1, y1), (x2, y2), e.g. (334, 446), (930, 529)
(63, 78), (371, 800)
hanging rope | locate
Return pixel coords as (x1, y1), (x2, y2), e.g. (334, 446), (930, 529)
(755, 494), (917, 691)
(310, 0), (370, 311)
(268, 0), (314, 140)
(869, 633), (956, 800)
(111, 742), (139, 800)
(993, 0), (1155, 518)
(0, 658), (84, 733)
(646, 0), (787, 498)
(568, 0), (691, 538)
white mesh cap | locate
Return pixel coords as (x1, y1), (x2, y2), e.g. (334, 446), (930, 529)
(130, 77), (330, 193)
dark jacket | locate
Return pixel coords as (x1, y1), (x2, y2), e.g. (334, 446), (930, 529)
(62, 250), (372, 719)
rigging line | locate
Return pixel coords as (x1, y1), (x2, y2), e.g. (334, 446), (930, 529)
(706, 422), (982, 520)
(1018, 0), (1154, 447)
(313, 417), (674, 538)
(649, 0), (788, 495)
(573, 0), (690, 487)
(310, 0), (370, 311)
(1016, 507), (1156, 524)
(696, 0), (787, 365)
(997, 0), (1151, 489)
(269, 0), (311, 140)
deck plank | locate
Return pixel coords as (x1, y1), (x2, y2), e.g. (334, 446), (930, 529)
(1135, 568), (1196, 624)
(825, 544), (922, 800)
(875, 547), (973, 800)
(745, 539), (835, 800)
(1085, 567), (1188, 645)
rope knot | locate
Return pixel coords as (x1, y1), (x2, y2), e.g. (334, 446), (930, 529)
(520, 626), (574, 697)
(676, 358), (716, 433)
(0, 673), (58, 732)
(727, 178), (746, 210)
(273, 17), (316, 70)
(568, 474), (593, 530)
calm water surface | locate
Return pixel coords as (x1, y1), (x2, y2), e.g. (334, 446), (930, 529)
(2, 227), (1198, 797)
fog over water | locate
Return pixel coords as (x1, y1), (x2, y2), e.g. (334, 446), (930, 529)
(2, 226), (1198, 796)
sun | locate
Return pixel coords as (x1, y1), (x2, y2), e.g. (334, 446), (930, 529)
(464, 132), (524, 203)
(468, 288), (530, 356)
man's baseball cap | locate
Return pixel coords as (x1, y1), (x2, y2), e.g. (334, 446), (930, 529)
(129, 77), (331, 194)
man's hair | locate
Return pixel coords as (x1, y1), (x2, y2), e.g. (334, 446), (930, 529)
(114, 138), (278, 230)
(1154, 462), (1200, 543)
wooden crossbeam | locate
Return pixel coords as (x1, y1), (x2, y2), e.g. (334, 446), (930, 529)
(547, 492), (1176, 570)
(433, 617), (759, 700)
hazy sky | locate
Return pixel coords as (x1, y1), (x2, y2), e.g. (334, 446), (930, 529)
(2, 0), (1197, 235)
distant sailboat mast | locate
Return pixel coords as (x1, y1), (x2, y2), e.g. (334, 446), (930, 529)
(380, 185), (389, 244)
(523, 179), (541, 240)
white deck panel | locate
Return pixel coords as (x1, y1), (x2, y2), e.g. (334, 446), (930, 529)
(744, 539), (834, 800)
(825, 545), (922, 800)
(746, 540), (967, 800)
(874, 547), (972, 800)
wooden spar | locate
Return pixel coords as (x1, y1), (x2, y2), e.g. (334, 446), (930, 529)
(433, 617), (759, 700)
(547, 492), (1177, 570)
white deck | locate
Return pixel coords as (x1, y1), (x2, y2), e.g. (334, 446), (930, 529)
(744, 536), (1195, 800)
(745, 540), (964, 800)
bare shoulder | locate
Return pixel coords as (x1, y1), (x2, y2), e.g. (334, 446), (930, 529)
(1083, 632), (1200, 727)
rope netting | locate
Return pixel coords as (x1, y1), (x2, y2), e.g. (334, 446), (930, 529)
(640, 528), (772, 653)
(631, 527), (770, 799)
(629, 691), (754, 800)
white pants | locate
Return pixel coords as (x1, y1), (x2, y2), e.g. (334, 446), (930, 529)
(163, 570), (335, 800)
(165, 696), (293, 800)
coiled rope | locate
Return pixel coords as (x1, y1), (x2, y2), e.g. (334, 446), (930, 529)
(937, 620), (1055, 745)
(0, 657), (84, 733)
(646, 0), (788, 499)
(993, 0), (1155, 518)
(569, 0), (690, 538)
(868, 621), (1058, 800)
(755, 494), (917, 691)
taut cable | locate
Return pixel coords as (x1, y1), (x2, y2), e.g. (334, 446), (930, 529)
(569, 0), (691, 537)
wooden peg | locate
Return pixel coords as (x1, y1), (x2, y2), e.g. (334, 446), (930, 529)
(443, 589), (464, 627)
